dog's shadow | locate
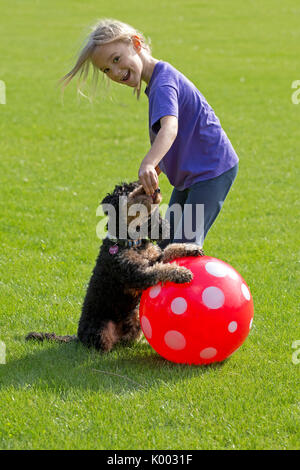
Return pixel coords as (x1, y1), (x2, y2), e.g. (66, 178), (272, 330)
(0, 338), (226, 396)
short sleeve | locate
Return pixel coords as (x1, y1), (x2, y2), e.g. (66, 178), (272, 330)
(149, 85), (178, 133)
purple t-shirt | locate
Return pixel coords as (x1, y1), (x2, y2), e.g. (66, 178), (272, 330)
(145, 61), (239, 190)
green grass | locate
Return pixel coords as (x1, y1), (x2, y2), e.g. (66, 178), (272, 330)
(0, 0), (299, 450)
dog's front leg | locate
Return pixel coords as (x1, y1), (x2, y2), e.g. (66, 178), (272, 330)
(162, 243), (204, 263)
(124, 262), (193, 290)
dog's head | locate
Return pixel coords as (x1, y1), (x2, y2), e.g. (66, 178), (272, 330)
(101, 181), (163, 241)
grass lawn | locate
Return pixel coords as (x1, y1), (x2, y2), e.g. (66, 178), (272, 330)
(0, 0), (299, 450)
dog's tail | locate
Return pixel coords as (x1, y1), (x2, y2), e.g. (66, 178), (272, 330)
(25, 332), (78, 344)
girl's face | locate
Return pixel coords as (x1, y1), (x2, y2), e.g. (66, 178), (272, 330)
(91, 40), (143, 88)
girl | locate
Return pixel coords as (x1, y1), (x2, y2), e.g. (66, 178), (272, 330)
(61, 19), (238, 247)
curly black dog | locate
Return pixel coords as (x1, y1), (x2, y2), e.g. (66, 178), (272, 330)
(26, 181), (204, 352)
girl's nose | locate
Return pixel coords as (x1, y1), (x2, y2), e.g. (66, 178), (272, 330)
(110, 65), (121, 82)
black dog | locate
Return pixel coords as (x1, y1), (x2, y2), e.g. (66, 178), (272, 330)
(26, 182), (203, 352)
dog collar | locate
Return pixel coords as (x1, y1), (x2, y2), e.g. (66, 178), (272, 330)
(107, 238), (147, 254)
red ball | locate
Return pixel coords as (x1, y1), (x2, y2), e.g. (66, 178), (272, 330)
(140, 256), (254, 365)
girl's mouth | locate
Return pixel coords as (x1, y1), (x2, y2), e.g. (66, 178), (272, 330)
(122, 70), (130, 82)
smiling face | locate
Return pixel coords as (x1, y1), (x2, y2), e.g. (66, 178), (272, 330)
(91, 39), (143, 88)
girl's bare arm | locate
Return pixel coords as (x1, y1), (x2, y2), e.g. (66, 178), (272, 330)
(139, 115), (178, 195)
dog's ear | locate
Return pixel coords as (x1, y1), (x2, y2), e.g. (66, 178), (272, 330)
(128, 181), (140, 191)
(101, 193), (114, 216)
(101, 193), (112, 206)
(119, 181), (140, 196)
(100, 181), (140, 212)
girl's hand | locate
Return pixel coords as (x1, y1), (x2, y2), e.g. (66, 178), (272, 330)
(138, 163), (159, 195)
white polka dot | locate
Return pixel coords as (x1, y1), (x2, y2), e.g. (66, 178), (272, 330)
(200, 347), (217, 359)
(171, 297), (187, 315)
(164, 330), (186, 350)
(149, 285), (161, 298)
(249, 318), (253, 329)
(241, 283), (251, 301)
(205, 261), (227, 277)
(226, 267), (239, 280)
(228, 321), (238, 333)
(141, 316), (152, 339)
(202, 286), (225, 309)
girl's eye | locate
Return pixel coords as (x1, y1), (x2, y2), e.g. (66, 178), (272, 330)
(103, 56), (120, 73)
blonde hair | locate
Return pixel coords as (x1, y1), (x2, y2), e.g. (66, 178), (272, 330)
(60, 19), (151, 100)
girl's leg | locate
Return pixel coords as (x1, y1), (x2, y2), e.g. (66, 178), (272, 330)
(172, 164), (238, 247)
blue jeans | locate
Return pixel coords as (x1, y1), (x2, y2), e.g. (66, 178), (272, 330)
(160, 164), (238, 248)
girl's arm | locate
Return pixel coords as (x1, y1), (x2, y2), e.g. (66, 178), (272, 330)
(139, 115), (178, 195)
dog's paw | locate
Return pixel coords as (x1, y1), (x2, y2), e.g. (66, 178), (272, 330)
(162, 243), (204, 263)
(171, 266), (193, 284)
(181, 244), (204, 257)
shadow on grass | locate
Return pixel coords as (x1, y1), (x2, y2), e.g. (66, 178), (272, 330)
(0, 336), (226, 396)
